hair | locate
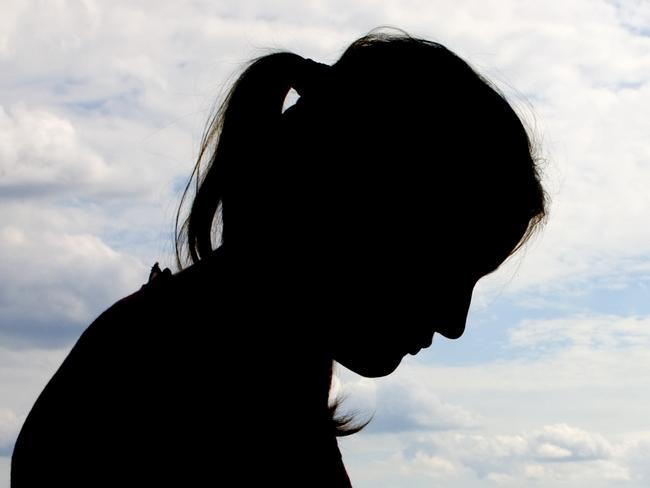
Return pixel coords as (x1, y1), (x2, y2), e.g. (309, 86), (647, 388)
(173, 27), (548, 436)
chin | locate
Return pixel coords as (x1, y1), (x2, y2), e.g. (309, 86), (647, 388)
(335, 354), (404, 378)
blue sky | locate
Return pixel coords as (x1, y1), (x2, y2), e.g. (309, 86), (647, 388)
(1, 0), (650, 486)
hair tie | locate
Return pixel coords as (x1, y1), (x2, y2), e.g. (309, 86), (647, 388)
(292, 57), (331, 98)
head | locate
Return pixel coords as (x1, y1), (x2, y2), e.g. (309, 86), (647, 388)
(176, 28), (547, 379)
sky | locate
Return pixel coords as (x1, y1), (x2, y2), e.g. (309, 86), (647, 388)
(1, 0), (649, 486)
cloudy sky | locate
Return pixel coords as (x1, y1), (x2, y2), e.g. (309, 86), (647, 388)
(1, 0), (649, 486)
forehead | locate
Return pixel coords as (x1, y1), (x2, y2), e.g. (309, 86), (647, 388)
(336, 190), (524, 280)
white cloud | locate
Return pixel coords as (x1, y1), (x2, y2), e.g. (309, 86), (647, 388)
(411, 424), (627, 482)
(342, 423), (633, 486)
(0, 409), (20, 457)
(338, 311), (650, 485)
(610, 0), (650, 35)
(412, 451), (457, 474)
(0, 206), (147, 347)
(0, 105), (110, 189)
(400, 314), (650, 397)
(529, 424), (612, 462)
(334, 366), (480, 433)
(0, 456), (8, 488)
(2, 1), (650, 488)
(0, 345), (70, 477)
(370, 378), (481, 433)
(1, 0), (648, 296)
(509, 314), (650, 350)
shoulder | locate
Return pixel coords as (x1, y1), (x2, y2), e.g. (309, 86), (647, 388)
(85, 245), (232, 349)
(12, 247), (230, 483)
(82, 252), (210, 338)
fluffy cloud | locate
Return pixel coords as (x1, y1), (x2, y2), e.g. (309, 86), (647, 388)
(509, 314), (650, 351)
(0, 346), (70, 488)
(333, 368), (480, 433)
(0, 105), (109, 190)
(0, 206), (147, 348)
(0, 409), (20, 457)
(1, 0), (648, 297)
(403, 424), (627, 484)
(337, 310), (650, 486)
(528, 424), (613, 462)
(341, 423), (639, 486)
(370, 380), (480, 433)
(2, 1), (650, 488)
(399, 314), (650, 397)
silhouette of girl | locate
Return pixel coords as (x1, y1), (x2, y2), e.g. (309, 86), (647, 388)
(11, 29), (547, 487)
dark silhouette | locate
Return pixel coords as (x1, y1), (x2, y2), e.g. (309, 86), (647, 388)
(11, 28), (547, 486)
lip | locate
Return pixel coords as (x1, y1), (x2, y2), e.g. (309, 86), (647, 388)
(407, 333), (435, 355)
(407, 346), (422, 355)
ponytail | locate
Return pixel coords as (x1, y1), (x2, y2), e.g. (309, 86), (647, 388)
(174, 52), (329, 268)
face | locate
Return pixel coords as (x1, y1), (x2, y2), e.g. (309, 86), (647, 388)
(293, 106), (531, 378)
(330, 272), (478, 378)
(322, 203), (527, 378)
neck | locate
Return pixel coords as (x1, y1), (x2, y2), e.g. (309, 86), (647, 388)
(235, 354), (346, 483)
(218, 242), (350, 483)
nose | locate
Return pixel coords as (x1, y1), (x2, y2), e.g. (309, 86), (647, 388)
(434, 281), (475, 340)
